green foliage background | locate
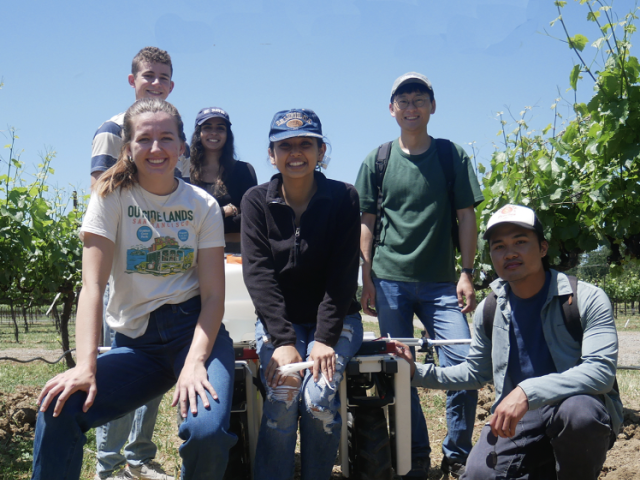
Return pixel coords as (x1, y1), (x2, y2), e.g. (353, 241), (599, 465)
(1, 117), (85, 362)
(475, 0), (640, 284)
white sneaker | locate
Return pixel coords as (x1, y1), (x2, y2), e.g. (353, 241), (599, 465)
(94, 468), (127, 480)
(124, 461), (175, 480)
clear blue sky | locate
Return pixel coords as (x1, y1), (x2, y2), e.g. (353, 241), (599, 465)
(1, 0), (637, 197)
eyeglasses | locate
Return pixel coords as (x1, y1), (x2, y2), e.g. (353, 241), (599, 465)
(393, 97), (429, 110)
(486, 423), (522, 472)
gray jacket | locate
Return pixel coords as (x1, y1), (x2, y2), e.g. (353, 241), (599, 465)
(412, 270), (624, 433)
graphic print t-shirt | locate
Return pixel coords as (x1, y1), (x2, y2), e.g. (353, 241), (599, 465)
(81, 180), (224, 338)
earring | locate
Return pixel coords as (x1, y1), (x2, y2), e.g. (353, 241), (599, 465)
(128, 155), (134, 162)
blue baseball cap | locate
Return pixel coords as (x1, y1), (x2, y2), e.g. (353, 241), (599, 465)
(268, 109), (323, 142)
(195, 107), (231, 127)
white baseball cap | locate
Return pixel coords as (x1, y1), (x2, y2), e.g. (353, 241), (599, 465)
(483, 204), (543, 240)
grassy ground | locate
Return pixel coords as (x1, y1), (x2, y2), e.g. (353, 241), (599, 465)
(615, 311), (640, 332)
(1, 317), (639, 479)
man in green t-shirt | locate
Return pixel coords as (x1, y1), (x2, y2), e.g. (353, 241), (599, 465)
(354, 72), (484, 479)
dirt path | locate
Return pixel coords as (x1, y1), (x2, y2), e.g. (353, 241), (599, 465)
(2, 326), (639, 479)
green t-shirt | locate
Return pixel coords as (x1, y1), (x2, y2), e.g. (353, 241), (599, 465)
(355, 138), (484, 283)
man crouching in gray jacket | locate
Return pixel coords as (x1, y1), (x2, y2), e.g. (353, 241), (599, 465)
(393, 204), (623, 480)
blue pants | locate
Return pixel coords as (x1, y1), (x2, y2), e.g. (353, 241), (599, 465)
(96, 285), (163, 477)
(374, 279), (477, 464)
(254, 314), (363, 480)
(31, 296), (237, 480)
(461, 395), (614, 480)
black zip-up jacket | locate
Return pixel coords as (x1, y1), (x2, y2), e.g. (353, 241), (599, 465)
(241, 171), (361, 348)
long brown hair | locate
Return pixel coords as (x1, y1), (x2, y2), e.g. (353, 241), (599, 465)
(189, 118), (237, 195)
(95, 98), (186, 197)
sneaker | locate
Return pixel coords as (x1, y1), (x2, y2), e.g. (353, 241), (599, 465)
(124, 461), (175, 480)
(402, 457), (430, 479)
(94, 469), (127, 480)
(441, 456), (466, 478)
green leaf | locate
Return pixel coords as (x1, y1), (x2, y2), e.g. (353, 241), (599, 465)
(542, 124), (553, 135)
(538, 156), (552, 173)
(554, 1), (567, 7)
(558, 224), (581, 240)
(587, 123), (602, 138)
(588, 189), (606, 203)
(570, 64), (581, 90)
(563, 123), (579, 143)
(550, 188), (563, 201)
(569, 34), (589, 52)
(587, 11), (600, 21)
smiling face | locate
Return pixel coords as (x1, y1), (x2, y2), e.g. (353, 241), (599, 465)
(126, 111), (184, 193)
(199, 118), (228, 153)
(489, 223), (549, 291)
(389, 91), (436, 132)
(269, 136), (326, 180)
(128, 61), (174, 101)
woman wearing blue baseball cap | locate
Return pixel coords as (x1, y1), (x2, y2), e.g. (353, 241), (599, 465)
(190, 107), (257, 253)
(241, 108), (363, 480)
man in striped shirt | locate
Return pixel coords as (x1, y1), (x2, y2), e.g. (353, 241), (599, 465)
(90, 46), (189, 187)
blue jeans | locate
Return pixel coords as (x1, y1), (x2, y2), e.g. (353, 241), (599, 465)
(96, 287), (163, 476)
(31, 296), (237, 480)
(374, 279), (477, 464)
(461, 395), (614, 480)
(254, 313), (363, 480)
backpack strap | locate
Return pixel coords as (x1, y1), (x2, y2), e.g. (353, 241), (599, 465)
(560, 275), (582, 344)
(373, 142), (393, 248)
(560, 275), (620, 395)
(482, 292), (498, 340)
(434, 138), (460, 251)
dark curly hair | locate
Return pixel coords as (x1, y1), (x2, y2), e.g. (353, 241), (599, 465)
(189, 120), (237, 195)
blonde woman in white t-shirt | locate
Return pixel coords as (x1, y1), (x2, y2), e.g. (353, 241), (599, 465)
(31, 98), (236, 480)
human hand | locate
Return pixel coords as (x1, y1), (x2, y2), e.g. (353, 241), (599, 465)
(265, 345), (303, 388)
(309, 341), (336, 383)
(360, 279), (377, 317)
(457, 273), (477, 314)
(389, 341), (416, 379)
(37, 363), (97, 417)
(223, 204), (238, 218)
(172, 359), (218, 418)
(489, 386), (529, 438)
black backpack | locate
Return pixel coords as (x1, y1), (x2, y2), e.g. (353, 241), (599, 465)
(372, 138), (459, 251)
(482, 275), (619, 394)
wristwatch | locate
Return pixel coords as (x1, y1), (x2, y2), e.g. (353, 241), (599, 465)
(461, 268), (476, 276)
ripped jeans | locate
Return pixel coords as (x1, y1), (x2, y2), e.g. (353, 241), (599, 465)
(254, 314), (363, 480)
